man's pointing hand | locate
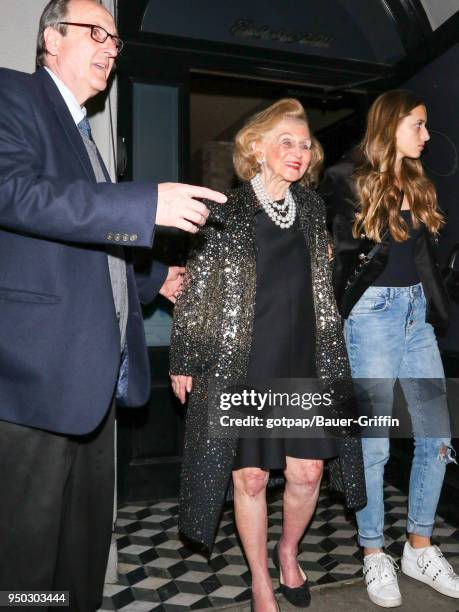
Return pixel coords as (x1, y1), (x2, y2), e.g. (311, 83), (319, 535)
(156, 183), (227, 233)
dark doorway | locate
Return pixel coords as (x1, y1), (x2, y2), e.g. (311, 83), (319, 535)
(189, 72), (358, 191)
(116, 69), (362, 504)
(115, 2), (459, 504)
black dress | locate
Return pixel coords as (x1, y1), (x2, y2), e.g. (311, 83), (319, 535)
(233, 209), (337, 470)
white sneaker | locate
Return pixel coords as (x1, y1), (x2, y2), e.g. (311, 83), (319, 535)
(363, 552), (402, 608)
(401, 542), (459, 598)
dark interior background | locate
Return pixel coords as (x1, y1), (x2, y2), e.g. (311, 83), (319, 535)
(114, 0), (459, 511)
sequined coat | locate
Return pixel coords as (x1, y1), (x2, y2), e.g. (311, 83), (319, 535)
(170, 181), (366, 551)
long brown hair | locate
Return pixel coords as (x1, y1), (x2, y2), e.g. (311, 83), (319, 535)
(353, 90), (444, 242)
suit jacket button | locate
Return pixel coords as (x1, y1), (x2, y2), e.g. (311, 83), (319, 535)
(129, 234), (138, 242)
(107, 232), (113, 240)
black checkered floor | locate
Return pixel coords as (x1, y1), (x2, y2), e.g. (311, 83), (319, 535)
(98, 484), (459, 611)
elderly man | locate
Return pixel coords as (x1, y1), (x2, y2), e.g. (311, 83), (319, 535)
(0, 0), (225, 609)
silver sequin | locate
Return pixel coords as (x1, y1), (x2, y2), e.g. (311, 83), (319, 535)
(170, 182), (366, 551)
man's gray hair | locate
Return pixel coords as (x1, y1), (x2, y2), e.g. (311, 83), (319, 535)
(36, 0), (102, 68)
(36, 0), (73, 67)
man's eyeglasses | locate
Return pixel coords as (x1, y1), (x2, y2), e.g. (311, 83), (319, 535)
(58, 22), (124, 53)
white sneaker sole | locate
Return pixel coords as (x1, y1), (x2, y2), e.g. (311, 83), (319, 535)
(367, 590), (402, 608)
(402, 559), (459, 598)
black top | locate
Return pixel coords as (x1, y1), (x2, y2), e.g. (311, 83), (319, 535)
(373, 210), (423, 287)
(247, 209), (316, 378)
(234, 209), (337, 469)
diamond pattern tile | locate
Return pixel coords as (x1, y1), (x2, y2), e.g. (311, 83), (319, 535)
(98, 483), (459, 610)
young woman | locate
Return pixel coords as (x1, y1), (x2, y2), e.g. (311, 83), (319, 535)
(321, 90), (458, 608)
(170, 99), (366, 611)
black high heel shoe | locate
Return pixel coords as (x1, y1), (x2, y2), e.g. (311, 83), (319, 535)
(272, 542), (311, 608)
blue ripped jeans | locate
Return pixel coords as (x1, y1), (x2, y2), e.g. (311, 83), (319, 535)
(344, 283), (454, 549)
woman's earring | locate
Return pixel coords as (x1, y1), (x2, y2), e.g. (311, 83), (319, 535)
(258, 157), (265, 165)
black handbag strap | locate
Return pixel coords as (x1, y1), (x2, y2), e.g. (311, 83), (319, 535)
(366, 231), (388, 260)
(346, 190), (403, 289)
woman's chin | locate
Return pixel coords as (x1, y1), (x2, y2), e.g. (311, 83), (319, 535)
(282, 170), (303, 183)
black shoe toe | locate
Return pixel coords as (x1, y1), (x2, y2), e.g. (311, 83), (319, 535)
(273, 543), (311, 608)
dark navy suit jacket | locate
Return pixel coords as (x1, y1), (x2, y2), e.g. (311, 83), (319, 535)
(0, 67), (167, 435)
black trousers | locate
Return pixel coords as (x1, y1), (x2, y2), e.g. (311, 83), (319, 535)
(0, 403), (115, 612)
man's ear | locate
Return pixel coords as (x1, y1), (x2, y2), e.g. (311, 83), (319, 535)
(43, 26), (62, 58)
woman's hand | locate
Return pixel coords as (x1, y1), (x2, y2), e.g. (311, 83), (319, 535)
(159, 266), (185, 303)
(170, 374), (193, 404)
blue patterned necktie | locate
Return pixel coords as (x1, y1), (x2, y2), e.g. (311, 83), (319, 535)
(77, 116), (93, 141)
(77, 113), (128, 397)
(77, 116), (111, 182)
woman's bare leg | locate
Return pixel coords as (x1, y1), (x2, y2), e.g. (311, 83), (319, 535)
(233, 467), (277, 612)
(278, 458), (323, 586)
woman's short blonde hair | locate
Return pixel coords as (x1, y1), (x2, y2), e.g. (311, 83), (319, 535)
(233, 98), (324, 188)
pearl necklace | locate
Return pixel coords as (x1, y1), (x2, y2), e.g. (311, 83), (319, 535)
(250, 173), (296, 229)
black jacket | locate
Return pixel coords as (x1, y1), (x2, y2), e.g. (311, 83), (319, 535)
(319, 158), (449, 330)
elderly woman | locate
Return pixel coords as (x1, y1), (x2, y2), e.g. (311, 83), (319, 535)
(170, 99), (365, 611)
